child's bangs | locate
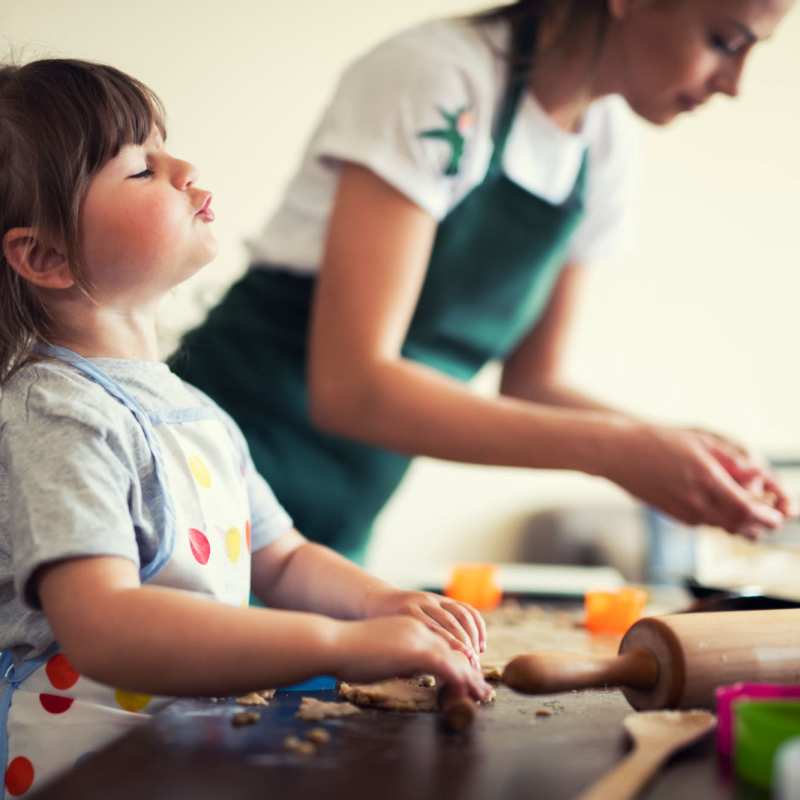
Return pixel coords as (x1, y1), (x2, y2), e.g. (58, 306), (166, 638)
(73, 63), (167, 172)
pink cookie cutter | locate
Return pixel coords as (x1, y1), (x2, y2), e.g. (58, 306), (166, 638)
(716, 683), (800, 758)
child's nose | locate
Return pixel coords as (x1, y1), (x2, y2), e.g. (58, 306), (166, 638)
(173, 159), (198, 190)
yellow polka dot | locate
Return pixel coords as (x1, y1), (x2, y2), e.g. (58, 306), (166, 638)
(188, 455), (212, 488)
(225, 528), (241, 563)
(115, 689), (152, 713)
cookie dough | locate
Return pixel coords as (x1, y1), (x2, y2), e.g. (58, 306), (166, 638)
(296, 697), (361, 721)
(235, 689), (275, 706)
(339, 679), (495, 713)
(339, 679), (438, 712)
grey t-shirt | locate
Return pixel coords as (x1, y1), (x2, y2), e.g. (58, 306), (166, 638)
(0, 356), (293, 662)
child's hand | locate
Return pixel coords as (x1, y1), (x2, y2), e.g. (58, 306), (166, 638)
(331, 616), (492, 701)
(363, 589), (485, 668)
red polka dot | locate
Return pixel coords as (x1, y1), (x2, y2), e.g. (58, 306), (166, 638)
(189, 528), (211, 564)
(245, 521), (252, 554)
(45, 654), (79, 690)
(39, 693), (74, 714)
(5, 756), (34, 796)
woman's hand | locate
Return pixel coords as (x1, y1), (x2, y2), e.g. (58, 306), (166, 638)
(363, 589), (485, 668)
(606, 422), (793, 539)
(331, 616), (492, 701)
(688, 428), (795, 516)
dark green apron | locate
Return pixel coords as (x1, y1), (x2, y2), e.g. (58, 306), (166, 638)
(173, 28), (588, 563)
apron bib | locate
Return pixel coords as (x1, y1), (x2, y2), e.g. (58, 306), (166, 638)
(174, 21), (588, 562)
(1, 348), (252, 797)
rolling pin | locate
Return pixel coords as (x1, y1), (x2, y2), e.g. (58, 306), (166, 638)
(503, 609), (800, 710)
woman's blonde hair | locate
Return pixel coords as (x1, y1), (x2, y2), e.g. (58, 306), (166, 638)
(0, 59), (165, 383)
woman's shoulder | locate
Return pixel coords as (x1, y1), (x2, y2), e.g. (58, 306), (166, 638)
(346, 17), (503, 91)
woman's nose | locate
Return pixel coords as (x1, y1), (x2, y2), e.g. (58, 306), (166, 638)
(712, 57), (746, 98)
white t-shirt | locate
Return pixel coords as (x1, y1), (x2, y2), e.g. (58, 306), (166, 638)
(248, 17), (641, 273)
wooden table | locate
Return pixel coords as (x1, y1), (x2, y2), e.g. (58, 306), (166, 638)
(30, 683), (761, 800)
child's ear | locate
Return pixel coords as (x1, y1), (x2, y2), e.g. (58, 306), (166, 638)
(2, 228), (75, 290)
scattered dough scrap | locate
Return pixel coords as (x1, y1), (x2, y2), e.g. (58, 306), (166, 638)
(236, 690), (273, 706)
(417, 674), (437, 688)
(231, 710), (260, 727)
(306, 727), (331, 744)
(296, 697), (361, 721)
(284, 735), (316, 756)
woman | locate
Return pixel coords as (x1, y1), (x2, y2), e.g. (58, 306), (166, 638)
(175, 0), (795, 563)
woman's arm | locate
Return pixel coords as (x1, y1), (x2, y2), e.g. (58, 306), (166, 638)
(500, 262), (631, 414)
(309, 164), (623, 472)
(38, 556), (490, 699)
(308, 165), (787, 535)
(501, 263), (793, 523)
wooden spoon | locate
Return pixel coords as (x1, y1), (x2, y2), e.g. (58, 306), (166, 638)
(576, 710), (716, 800)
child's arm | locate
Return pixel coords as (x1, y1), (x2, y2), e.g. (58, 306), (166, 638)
(251, 530), (485, 664)
(38, 555), (490, 700)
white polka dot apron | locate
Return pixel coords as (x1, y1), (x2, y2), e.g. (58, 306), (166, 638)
(0, 347), (253, 797)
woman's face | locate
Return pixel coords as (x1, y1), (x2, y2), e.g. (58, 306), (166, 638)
(610, 0), (794, 124)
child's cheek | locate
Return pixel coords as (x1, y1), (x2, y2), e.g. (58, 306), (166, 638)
(127, 198), (188, 270)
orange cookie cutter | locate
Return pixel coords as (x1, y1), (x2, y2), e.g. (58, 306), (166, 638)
(584, 587), (648, 634)
(444, 563), (503, 611)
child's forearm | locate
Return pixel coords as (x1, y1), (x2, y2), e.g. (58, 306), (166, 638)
(75, 587), (341, 694)
(254, 540), (393, 619)
(41, 558), (345, 695)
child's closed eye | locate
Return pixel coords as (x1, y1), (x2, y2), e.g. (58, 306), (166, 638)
(128, 168), (153, 179)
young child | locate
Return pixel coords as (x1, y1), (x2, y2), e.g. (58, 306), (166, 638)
(0, 59), (490, 796)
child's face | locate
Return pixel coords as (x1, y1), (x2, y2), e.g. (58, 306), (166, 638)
(79, 127), (216, 306)
(612, 0), (793, 125)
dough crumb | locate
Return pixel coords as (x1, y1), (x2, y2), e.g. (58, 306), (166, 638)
(231, 710), (260, 727)
(284, 735), (316, 755)
(417, 675), (436, 688)
(296, 697), (361, 721)
(236, 691), (271, 706)
(481, 666), (503, 683)
(306, 727), (331, 744)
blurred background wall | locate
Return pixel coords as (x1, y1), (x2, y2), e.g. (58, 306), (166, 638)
(5, 1), (800, 575)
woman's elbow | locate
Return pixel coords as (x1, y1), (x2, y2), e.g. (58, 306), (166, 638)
(307, 373), (368, 437)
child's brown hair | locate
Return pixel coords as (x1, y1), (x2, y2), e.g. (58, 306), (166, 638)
(0, 59), (165, 383)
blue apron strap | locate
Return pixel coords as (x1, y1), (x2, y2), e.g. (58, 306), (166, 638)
(34, 345), (175, 581)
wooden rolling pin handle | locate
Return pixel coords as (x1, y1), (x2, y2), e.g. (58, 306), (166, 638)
(438, 685), (477, 732)
(502, 648), (659, 695)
